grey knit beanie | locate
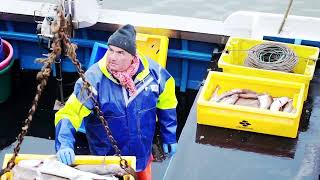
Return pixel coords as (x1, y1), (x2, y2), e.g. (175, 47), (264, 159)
(107, 24), (136, 56)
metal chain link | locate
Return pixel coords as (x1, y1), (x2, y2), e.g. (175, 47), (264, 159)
(0, 37), (59, 177)
(0, 3), (135, 179)
(57, 7), (137, 180)
(65, 38), (137, 180)
(0, 5), (67, 176)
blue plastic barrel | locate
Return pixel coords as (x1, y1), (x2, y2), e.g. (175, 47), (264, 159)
(0, 37), (4, 62)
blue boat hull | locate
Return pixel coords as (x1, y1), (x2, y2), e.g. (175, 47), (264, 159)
(0, 20), (218, 92)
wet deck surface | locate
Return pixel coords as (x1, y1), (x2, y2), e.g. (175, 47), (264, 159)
(162, 69), (320, 180)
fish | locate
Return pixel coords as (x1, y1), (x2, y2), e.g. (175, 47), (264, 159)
(235, 98), (260, 108)
(213, 88), (295, 112)
(12, 158), (118, 180)
(216, 89), (256, 102)
(258, 94), (273, 109)
(291, 108), (297, 113)
(216, 89), (242, 102)
(241, 89), (257, 94)
(239, 93), (258, 99)
(283, 99), (293, 112)
(220, 94), (239, 105)
(74, 164), (129, 177)
(210, 85), (220, 102)
(12, 165), (67, 180)
(270, 97), (290, 111)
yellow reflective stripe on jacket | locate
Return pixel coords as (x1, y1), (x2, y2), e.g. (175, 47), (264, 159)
(135, 50), (150, 81)
(156, 77), (177, 109)
(55, 94), (91, 130)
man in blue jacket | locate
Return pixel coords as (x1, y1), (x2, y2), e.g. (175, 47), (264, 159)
(54, 24), (178, 179)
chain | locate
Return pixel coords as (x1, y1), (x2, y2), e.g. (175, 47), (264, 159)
(0, 35), (59, 177)
(56, 6), (137, 180)
(0, 3), (136, 179)
(64, 37), (137, 180)
(0, 4), (70, 178)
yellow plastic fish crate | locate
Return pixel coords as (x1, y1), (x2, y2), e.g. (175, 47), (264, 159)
(218, 37), (319, 101)
(1, 154), (136, 180)
(136, 33), (169, 68)
(197, 71), (305, 138)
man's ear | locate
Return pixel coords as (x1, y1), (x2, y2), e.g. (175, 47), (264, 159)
(130, 55), (135, 63)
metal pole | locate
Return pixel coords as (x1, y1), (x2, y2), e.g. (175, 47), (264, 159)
(55, 55), (65, 104)
(278, 0), (294, 34)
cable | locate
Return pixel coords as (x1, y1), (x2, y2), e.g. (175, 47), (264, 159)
(244, 43), (298, 72)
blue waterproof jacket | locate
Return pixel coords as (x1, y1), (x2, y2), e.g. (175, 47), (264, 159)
(55, 52), (177, 171)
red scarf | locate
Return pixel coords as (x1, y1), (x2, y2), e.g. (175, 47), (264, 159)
(107, 55), (140, 96)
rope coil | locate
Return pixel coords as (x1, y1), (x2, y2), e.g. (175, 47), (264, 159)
(244, 43), (298, 72)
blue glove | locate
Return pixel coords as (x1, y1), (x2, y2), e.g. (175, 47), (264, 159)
(56, 147), (75, 165)
(162, 143), (177, 157)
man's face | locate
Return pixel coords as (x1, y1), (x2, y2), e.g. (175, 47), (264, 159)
(106, 45), (134, 72)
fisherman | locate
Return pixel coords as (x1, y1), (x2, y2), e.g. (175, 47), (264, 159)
(54, 24), (178, 180)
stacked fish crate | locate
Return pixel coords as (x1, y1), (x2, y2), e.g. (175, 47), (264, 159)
(197, 37), (319, 138)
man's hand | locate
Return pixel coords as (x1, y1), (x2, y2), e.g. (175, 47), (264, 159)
(162, 143), (177, 157)
(56, 147), (75, 165)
